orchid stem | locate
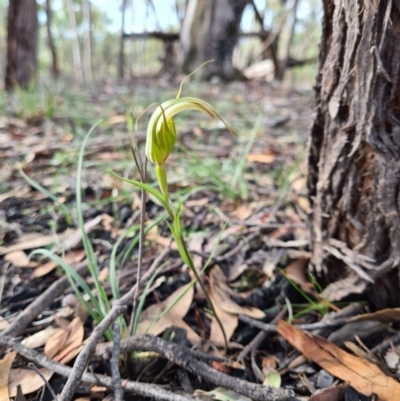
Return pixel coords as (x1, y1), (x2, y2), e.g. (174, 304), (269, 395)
(156, 164), (169, 205)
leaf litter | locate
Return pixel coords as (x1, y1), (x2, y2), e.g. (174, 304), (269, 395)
(0, 79), (399, 401)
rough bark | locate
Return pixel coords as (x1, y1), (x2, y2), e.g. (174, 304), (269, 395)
(5, 0), (38, 89)
(45, 0), (59, 79)
(308, 0), (400, 308)
(179, 0), (249, 79)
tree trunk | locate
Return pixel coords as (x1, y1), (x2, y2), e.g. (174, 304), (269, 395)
(65, 0), (83, 84)
(82, 0), (93, 82)
(5, 0), (38, 90)
(45, 0), (59, 79)
(308, 0), (400, 308)
(118, 0), (127, 79)
(179, 0), (248, 80)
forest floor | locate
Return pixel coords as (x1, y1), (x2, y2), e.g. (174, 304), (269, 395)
(0, 78), (397, 401)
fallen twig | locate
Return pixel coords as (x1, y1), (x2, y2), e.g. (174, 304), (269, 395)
(58, 246), (171, 401)
(0, 335), (195, 401)
(110, 322), (124, 401)
(237, 306), (288, 363)
(28, 363), (58, 401)
(238, 314), (352, 333)
(95, 334), (297, 401)
(59, 306), (126, 401)
(3, 262), (88, 338)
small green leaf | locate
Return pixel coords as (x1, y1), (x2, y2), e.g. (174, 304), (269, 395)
(110, 171), (172, 213)
(263, 369), (281, 388)
(173, 200), (183, 237)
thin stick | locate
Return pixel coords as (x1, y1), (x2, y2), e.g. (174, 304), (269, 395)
(28, 363), (58, 401)
(96, 339), (228, 364)
(238, 314), (352, 332)
(0, 335), (195, 401)
(127, 132), (147, 336)
(237, 306), (288, 362)
(0, 262), (7, 305)
(94, 335), (296, 401)
(58, 306), (126, 401)
(110, 322), (124, 401)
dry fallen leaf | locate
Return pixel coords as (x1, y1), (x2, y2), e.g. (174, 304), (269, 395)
(21, 327), (59, 349)
(209, 289), (238, 346)
(4, 251), (30, 267)
(0, 215), (103, 258)
(277, 321), (400, 401)
(247, 153), (275, 164)
(53, 215), (104, 252)
(8, 368), (53, 397)
(0, 352), (16, 401)
(52, 317), (84, 363)
(209, 266), (265, 319)
(32, 249), (86, 278)
(350, 308), (400, 324)
(44, 328), (70, 359)
(0, 233), (55, 255)
(136, 283), (201, 345)
(284, 258), (312, 293)
(291, 177), (307, 192)
(295, 196), (310, 213)
(145, 224), (177, 250)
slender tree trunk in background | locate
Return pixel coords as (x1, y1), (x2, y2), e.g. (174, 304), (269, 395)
(308, 0), (400, 308)
(45, 0), (59, 79)
(249, 0), (280, 80)
(5, 0), (38, 90)
(118, 0), (127, 79)
(179, 0), (248, 79)
(82, 0), (93, 82)
(277, 0), (299, 80)
(65, 0), (83, 84)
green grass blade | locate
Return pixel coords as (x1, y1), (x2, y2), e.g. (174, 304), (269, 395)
(30, 249), (102, 321)
(76, 120), (110, 317)
(131, 264), (165, 336)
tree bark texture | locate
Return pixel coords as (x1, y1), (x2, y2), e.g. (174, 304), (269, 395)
(308, 0), (400, 307)
(179, 0), (248, 79)
(5, 0), (38, 89)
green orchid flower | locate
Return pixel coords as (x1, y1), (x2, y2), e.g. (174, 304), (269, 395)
(145, 96), (229, 202)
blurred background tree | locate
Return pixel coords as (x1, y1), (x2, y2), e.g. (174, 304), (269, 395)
(179, 0), (249, 80)
(5, 0), (38, 89)
(0, 0), (321, 86)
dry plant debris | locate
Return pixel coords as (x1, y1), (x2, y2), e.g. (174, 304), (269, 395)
(1, 80), (399, 401)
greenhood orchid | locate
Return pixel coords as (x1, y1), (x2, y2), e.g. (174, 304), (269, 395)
(145, 96), (230, 202)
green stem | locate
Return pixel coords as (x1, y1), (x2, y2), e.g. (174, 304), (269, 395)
(156, 164), (169, 204)
(179, 234), (228, 352)
(155, 164), (227, 350)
